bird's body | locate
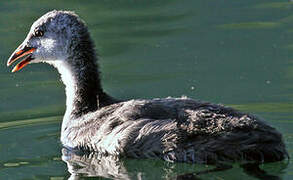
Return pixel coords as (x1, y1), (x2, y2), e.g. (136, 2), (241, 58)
(62, 97), (286, 164)
(7, 10), (288, 164)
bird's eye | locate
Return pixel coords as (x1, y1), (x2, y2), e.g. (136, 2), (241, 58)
(34, 29), (44, 37)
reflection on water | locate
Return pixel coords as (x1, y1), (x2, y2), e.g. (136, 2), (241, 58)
(62, 148), (131, 179)
(62, 148), (289, 179)
(62, 148), (215, 180)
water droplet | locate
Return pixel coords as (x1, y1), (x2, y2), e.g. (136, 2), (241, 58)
(266, 80), (271, 84)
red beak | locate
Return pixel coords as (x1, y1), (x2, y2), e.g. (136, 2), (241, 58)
(7, 45), (36, 72)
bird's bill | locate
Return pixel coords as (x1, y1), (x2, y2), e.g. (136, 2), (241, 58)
(7, 45), (36, 72)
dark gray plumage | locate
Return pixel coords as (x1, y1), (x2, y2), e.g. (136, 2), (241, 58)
(7, 10), (288, 164)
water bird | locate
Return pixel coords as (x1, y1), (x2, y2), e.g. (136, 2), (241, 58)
(7, 10), (288, 165)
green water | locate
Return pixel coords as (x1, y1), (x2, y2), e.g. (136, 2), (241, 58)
(1, 0), (293, 179)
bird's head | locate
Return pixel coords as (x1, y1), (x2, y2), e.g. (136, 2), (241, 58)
(7, 10), (89, 72)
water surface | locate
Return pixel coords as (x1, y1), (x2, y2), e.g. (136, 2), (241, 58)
(1, 0), (293, 179)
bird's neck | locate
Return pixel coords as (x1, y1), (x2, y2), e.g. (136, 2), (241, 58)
(52, 54), (114, 128)
(51, 31), (116, 136)
(54, 59), (99, 117)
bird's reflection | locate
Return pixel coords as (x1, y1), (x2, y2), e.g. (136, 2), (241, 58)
(62, 148), (288, 180)
(61, 148), (205, 180)
(62, 148), (133, 179)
